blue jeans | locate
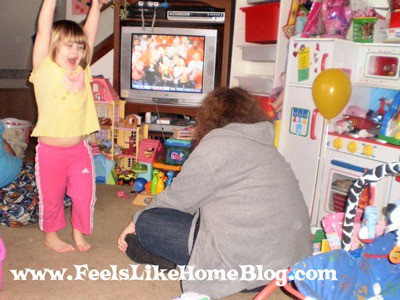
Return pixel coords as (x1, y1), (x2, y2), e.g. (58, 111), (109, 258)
(136, 208), (197, 265)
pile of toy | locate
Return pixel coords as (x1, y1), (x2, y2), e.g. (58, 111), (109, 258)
(131, 127), (195, 206)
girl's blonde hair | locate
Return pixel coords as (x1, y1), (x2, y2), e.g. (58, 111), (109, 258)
(49, 20), (91, 69)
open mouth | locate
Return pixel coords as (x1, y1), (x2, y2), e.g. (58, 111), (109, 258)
(68, 58), (78, 67)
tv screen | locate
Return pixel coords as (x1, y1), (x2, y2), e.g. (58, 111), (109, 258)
(131, 33), (206, 94)
(120, 26), (218, 107)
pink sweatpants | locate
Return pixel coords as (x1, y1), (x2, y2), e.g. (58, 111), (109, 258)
(35, 140), (96, 234)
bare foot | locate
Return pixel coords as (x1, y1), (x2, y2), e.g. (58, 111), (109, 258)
(72, 228), (91, 252)
(44, 232), (75, 253)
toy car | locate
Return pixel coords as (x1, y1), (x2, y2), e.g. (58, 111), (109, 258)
(117, 170), (136, 186)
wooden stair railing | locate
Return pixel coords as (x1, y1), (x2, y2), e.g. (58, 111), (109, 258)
(92, 33), (114, 64)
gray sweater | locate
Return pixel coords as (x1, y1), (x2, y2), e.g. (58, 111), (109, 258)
(133, 121), (312, 298)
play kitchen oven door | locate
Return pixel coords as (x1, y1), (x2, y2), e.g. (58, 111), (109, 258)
(311, 133), (400, 226)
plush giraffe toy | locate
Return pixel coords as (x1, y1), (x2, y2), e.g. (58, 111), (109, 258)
(341, 162), (400, 260)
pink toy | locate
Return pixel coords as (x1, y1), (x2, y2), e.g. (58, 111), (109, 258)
(301, 0), (322, 38)
(345, 105), (367, 118)
(137, 139), (165, 164)
(333, 119), (354, 134)
(0, 237), (6, 290)
(90, 77), (119, 102)
(321, 0), (352, 38)
(322, 209), (386, 251)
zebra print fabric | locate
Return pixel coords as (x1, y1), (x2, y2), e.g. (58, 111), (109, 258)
(341, 162), (400, 251)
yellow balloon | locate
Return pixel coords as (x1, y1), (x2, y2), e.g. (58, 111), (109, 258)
(312, 69), (352, 120)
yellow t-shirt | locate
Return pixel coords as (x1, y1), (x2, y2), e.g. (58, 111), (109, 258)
(30, 57), (100, 137)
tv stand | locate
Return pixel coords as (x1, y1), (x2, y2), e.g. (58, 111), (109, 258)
(124, 103), (198, 118)
(113, 0), (234, 117)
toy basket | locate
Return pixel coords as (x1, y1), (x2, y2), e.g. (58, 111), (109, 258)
(352, 17), (378, 43)
(2, 118), (32, 159)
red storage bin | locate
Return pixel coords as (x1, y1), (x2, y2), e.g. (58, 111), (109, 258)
(241, 2), (280, 44)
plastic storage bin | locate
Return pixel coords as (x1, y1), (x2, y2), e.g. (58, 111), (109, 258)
(164, 139), (192, 165)
(235, 75), (274, 94)
(1, 118), (31, 159)
(241, 45), (277, 62)
(241, 2), (280, 44)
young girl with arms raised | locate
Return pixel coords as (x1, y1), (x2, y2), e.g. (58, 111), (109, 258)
(30, 0), (107, 253)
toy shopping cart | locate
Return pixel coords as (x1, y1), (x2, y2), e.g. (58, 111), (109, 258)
(255, 162), (400, 300)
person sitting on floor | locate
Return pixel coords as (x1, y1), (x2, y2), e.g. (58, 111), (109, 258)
(117, 87), (312, 299)
(0, 119), (23, 188)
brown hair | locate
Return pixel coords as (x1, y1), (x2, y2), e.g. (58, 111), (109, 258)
(194, 87), (268, 142)
(49, 20), (91, 69)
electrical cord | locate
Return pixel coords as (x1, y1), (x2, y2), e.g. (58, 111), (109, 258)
(138, 1), (145, 29)
(151, 2), (159, 29)
(154, 104), (166, 141)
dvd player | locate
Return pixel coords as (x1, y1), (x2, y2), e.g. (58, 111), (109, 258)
(167, 11), (225, 23)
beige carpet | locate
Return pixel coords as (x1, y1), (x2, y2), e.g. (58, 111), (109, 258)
(1, 183), (292, 300)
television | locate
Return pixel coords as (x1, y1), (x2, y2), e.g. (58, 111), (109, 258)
(120, 26), (218, 107)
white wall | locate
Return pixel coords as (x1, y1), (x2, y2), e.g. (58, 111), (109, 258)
(1, 1), (41, 70)
(66, 0), (114, 81)
(0, 0), (65, 70)
(0, 0), (114, 85)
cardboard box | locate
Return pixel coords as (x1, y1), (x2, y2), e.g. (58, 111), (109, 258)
(132, 191), (153, 206)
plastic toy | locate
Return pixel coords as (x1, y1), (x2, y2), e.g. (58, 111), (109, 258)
(151, 169), (159, 195)
(359, 205), (378, 242)
(345, 105), (367, 118)
(90, 77), (119, 102)
(294, 7), (308, 35)
(155, 171), (165, 194)
(321, 0), (352, 38)
(117, 169), (136, 186)
(93, 154), (115, 184)
(301, 0), (322, 38)
(283, 1), (297, 36)
(131, 162), (148, 174)
(378, 91), (400, 145)
(164, 139), (192, 165)
(133, 178), (147, 193)
(137, 139), (165, 164)
(166, 170), (174, 187)
(256, 96), (277, 121)
(145, 181), (151, 191)
(333, 119), (353, 134)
